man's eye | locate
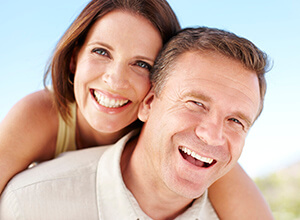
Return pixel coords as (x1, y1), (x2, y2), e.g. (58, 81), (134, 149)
(194, 101), (203, 107)
(186, 101), (205, 111)
(92, 48), (109, 57)
(136, 61), (152, 71)
(229, 118), (244, 127)
(190, 101), (204, 108)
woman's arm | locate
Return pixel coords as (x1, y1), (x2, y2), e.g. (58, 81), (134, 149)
(0, 89), (58, 195)
(208, 163), (274, 219)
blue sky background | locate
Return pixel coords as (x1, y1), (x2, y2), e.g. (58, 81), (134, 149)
(0, 0), (299, 178)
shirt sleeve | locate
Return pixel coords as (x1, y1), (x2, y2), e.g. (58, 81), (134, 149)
(0, 190), (21, 220)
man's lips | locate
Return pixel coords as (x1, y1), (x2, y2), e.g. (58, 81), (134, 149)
(91, 89), (131, 108)
(179, 146), (216, 168)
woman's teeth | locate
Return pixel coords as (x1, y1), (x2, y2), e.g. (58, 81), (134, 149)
(94, 90), (129, 108)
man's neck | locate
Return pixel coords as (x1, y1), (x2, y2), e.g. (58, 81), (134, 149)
(121, 136), (193, 219)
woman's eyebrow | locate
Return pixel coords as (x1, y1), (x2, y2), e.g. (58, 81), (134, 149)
(134, 55), (156, 63)
(87, 41), (114, 51)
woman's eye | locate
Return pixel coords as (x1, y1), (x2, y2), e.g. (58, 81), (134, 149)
(136, 61), (152, 71)
(92, 48), (109, 57)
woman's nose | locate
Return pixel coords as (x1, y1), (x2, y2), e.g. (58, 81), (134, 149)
(102, 63), (130, 90)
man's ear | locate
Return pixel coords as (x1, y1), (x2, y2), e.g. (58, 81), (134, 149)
(138, 89), (155, 122)
(69, 47), (78, 74)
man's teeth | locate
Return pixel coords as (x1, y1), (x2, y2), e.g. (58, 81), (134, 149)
(179, 146), (214, 164)
(94, 91), (129, 108)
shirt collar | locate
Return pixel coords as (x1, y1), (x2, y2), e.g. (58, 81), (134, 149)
(96, 130), (217, 220)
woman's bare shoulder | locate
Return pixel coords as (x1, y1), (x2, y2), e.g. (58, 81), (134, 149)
(0, 88), (59, 160)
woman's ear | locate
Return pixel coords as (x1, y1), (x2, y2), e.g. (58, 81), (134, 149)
(138, 89), (155, 122)
(69, 47), (78, 74)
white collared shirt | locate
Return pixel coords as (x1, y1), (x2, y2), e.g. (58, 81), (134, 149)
(0, 131), (219, 220)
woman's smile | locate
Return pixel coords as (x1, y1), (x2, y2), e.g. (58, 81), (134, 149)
(92, 89), (130, 109)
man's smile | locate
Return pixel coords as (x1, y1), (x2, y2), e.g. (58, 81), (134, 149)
(179, 146), (216, 168)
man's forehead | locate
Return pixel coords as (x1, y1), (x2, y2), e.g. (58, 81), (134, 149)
(169, 51), (258, 89)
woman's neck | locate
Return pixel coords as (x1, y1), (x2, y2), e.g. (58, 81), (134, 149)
(75, 111), (142, 149)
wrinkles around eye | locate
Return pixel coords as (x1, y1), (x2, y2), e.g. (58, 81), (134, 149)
(228, 118), (245, 129)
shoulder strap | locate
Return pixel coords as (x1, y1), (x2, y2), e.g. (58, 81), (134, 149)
(55, 102), (77, 157)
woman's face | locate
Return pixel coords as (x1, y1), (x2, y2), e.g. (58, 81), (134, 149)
(72, 10), (162, 134)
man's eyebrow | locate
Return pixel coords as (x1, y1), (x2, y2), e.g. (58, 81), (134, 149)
(184, 91), (211, 102)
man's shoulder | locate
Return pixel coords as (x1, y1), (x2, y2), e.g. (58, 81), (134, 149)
(0, 147), (109, 219)
(4, 146), (109, 193)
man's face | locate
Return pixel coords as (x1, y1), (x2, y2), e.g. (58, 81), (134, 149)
(138, 51), (261, 199)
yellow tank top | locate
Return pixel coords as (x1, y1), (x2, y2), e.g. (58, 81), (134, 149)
(54, 102), (77, 157)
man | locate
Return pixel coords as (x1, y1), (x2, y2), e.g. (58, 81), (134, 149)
(0, 27), (269, 219)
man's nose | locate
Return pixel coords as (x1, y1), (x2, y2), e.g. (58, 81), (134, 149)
(195, 116), (225, 147)
(102, 62), (130, 90)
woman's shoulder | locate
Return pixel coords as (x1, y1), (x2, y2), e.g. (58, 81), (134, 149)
(17, 88), (57, 117)
(23, 88), (59, 137)
(0, 88), (60, 161)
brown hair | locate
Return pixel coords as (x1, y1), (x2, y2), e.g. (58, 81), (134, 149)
(150, 27), (270, 120)
(44, 0), (180, 122)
